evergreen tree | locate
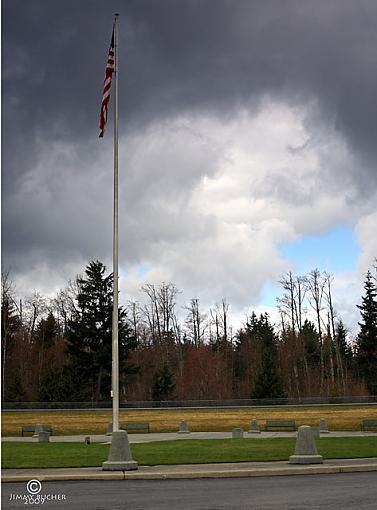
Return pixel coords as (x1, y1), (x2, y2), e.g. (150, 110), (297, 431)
(151, 364), (175, 401)
(65, 261), (136, 402)
(233, 328), (250, 382)
(1, 293), (20, 344)
(1, 275), (22, 400)
(300, 319), (321, 367)
(5, 370), (26, 402)
(38, 366), (84, 402)
(336, 320), (353, 361)
(356, 271), (377, 394)
(35, 312), (58, 348)
(233, 312), (258, 393)
(251, 314), (285, 399)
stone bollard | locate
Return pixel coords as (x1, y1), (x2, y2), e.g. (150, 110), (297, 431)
(319, 418), (330, 434)
(178, 420), (190, 434)
(248, 418), (261, 434)
(106, 423), (113, 436)
(85, 436), (91, 445)
(232, 428), (244, 439)
(33, 424), (44, 438)
(38, 431), (50, 443)
(289, 425), (323, 464)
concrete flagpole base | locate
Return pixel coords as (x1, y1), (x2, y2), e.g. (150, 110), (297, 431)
(289, 454), (324, 464)
(102, 430), (138, 471)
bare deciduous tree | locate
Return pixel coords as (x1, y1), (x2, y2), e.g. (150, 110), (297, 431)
(324, 273), (345, 394)
(141, 282), (180, 346)
(52, 278), (80, 332)
(185, 298), (208, 347)
(306, 269), (326, 393)
(24, 291), (48, 342)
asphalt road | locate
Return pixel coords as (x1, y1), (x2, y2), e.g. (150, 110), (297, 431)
(2, 472), (377, 510)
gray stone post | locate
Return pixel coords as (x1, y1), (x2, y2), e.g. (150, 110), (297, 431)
(319, 418), (330, 434)
(248, 418), (261, 434)
(178, 420), (190, 434)
(38, 431), (50, 443)
(232, 428), (244, 438)
(33, 424), (44, 438)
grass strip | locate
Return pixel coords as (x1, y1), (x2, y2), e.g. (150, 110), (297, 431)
(2, 437), (377, 469)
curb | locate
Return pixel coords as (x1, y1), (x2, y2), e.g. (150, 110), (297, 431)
(3, 463), (377, 482)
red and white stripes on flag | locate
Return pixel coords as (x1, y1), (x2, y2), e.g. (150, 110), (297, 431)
(99, 27), (115, 138)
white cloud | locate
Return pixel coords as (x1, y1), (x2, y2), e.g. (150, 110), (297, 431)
(119, 100), (375, 313)
(356, 211), (377, 273)
(7, 99), (377, 332)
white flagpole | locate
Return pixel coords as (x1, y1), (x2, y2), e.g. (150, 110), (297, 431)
(103, 13), (138, 471)
(112, 12), (119, 432)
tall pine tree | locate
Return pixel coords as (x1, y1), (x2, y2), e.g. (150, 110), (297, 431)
(65, 261), (136, 402)
(356, 270), (377, 395)
(336, 320), (353, 362)
(251, 314), (285, 399)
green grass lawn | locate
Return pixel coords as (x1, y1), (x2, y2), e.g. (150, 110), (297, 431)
(2, 437), (377, 469)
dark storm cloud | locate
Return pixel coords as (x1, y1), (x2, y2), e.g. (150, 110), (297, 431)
(3, 1), (377, 175)
(2, 0), (377, 287)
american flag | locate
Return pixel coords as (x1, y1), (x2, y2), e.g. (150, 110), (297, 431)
(99, 27), (115, 138)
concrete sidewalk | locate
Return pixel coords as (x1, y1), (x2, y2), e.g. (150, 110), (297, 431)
(2, 458), (377, 482)
(3, 430), (377, 443)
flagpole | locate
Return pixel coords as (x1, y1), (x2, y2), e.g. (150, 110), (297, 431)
(103, 13), (138, 471)
(112, 12), (119, 432)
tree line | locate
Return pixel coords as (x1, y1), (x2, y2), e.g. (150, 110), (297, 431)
(2, 260), (376, 403)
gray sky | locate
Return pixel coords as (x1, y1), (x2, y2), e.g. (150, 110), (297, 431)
(2, 0), (377, 329)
